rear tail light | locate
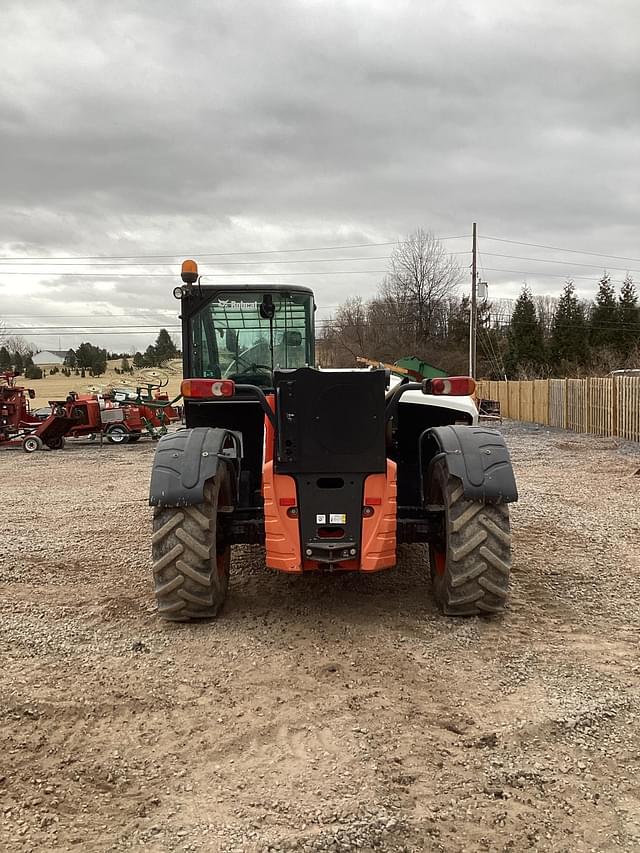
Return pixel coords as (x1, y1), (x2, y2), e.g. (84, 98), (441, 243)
(180, 379), (235, 399)
(426, 376), (476, 396)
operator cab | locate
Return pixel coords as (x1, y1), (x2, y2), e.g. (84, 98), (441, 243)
(178, 270), (315, 514)
(185, 287), (315, 389)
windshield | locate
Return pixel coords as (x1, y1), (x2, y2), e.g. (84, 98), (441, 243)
(190, 290), (314, 386)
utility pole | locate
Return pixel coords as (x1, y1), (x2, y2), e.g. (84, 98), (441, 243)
(469, 222), (477, 378)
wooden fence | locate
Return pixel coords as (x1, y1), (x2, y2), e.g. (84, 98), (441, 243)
(476, 377), (640, 442)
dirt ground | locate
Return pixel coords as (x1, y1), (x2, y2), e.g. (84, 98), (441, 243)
(1, 423), (639, 853)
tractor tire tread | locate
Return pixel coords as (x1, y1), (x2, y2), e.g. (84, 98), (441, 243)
(151, 477), (230, 622)
(430, 460), (511, 617)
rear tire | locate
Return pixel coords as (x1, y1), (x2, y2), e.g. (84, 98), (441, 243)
(428, 458), (511, 616)
(151, 472), (230, 621)
(47, 436), (65, 450)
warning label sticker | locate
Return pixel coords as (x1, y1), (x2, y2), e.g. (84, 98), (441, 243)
(329, 513), (347, 524)
(316, 514), (326, 524)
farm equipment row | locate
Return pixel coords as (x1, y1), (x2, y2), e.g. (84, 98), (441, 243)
(0, 372), (181, 452)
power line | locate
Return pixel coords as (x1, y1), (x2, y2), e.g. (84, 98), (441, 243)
(0, 269), (391, 278)
(482, 235), (640, 265)
(7, 316), (639, 335)
(481, 252), (639, 275)
(0, 234), (470, 263)
(481, 267), (627, 282)
(0, 254), (395, 268)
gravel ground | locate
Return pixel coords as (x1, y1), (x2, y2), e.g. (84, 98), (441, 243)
(1, 423), (639, 853)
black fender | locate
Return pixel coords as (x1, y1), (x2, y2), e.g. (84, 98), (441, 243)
(149, 427), (240, 509)
(423, 425), (518, 504)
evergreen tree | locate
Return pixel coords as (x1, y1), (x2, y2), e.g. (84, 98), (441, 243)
(617, 274), (640, 357)
(0, 346), (11, 370)
(589, 272), (618, 349)
(153, 328), (178, 363)
(550, 280), (589, 369)
(64, 349), (77, 368)
(144, 344), (158, 366)
(13, 351), (24, 373)
(121, 356), (131, 372)
(133, 351), (145, 369)
(504, 286), (545, 377)
(75, 342), (107, 376)
(447, 295), (470, 345)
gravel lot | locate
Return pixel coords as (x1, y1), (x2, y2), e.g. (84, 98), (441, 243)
(1, 423), (639, 852)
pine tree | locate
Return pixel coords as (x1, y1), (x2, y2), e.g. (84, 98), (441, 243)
(153, 329), (178, 364)
(617, 274), (640, 357)
(589, 272), (618, 349)
(144, 345), (158, 367)
(76, 342), (107, 375)
(0, 346), (11, 370)
(504, 286), (545, 377)
(550, 280), (589, 369)
(133, 351), (145, 369)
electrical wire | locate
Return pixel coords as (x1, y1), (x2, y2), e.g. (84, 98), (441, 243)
(481, 252), (638, 275)
(0, 270), (391, 277)
(0, 250), (473, 268)
(6, 317), (638, 336)
(480, 267), (626, 282)
(482, 235), (640, 265)
(0, 235), (470, 263)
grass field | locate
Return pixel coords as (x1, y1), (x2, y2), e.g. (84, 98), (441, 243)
(22, 359), (184, 409)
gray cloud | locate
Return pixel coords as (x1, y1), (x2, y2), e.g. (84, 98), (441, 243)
(1, 0), (639, 349)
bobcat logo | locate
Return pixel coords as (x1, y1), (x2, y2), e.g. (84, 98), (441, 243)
(214, 299), (259, 310)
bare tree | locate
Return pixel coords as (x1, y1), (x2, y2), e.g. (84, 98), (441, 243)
(318, 297), (368, 366)
(2, 334), (34, 355)
(533, 294), (558, 337)
(380, 229), (462, 344)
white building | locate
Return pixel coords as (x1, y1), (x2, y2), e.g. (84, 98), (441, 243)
(33, 350), (67, 366)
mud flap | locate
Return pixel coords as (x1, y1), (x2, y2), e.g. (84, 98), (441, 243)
(149, 427), (240, 508)
(424, 425), (518, 504)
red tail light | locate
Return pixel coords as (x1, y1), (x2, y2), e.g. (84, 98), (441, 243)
(427, 376), (476, 396)
(181, 379), (235, 399)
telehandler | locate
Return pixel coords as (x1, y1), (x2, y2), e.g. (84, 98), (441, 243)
(149, 260), (517, 620)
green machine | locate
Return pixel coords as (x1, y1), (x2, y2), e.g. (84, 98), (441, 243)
(393, 356), (447, 381)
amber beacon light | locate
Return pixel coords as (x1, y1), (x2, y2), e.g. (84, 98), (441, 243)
(181, 259), (198, 284)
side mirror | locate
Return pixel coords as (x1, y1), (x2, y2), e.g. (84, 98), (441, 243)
(283, 330), (302, 347)
(225, 328), (238, 351)
(259, 294), (275, 320)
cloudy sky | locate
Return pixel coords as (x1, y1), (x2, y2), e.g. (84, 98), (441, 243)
(1, 0), (639, 352)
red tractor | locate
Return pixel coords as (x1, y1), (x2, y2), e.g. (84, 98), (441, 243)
(0, 372), (41, 444)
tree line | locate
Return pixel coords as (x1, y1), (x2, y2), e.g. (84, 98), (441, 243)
(0, 328), (180, 379)
(319, 230), (640, 379)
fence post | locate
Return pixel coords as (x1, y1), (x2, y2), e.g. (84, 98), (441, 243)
(545, 379), (550, 424)
(612, 376), (618, 437)
(563, 378), (568, 429)
(518, 380), (522, 422)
